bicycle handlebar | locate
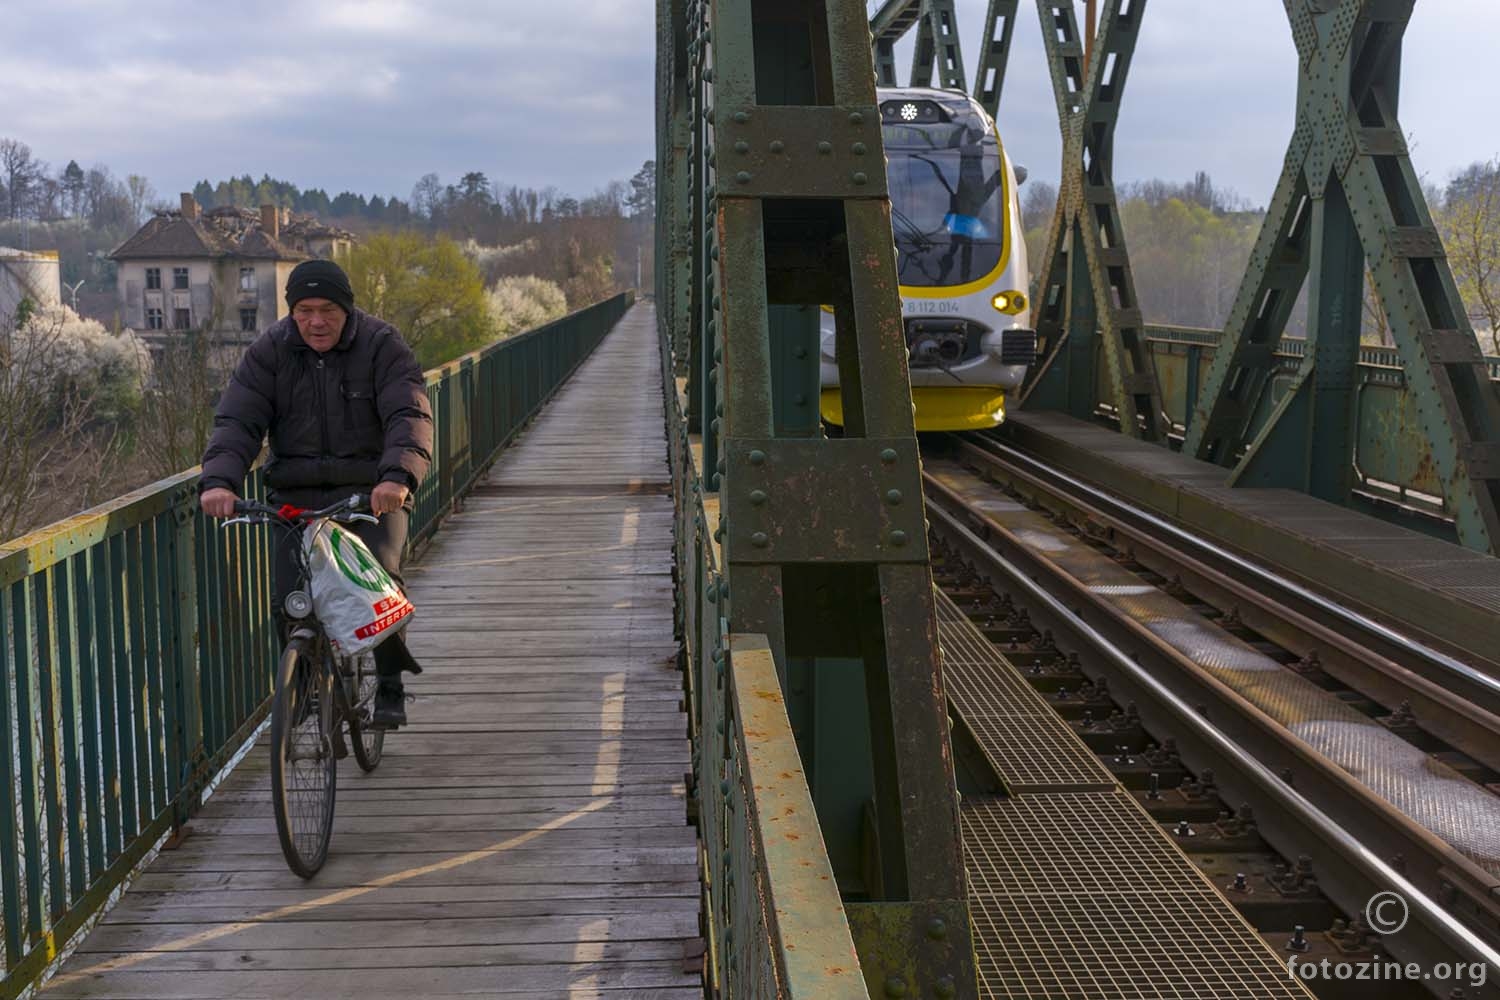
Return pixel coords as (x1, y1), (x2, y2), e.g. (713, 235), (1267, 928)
(224, 494), (375, 528)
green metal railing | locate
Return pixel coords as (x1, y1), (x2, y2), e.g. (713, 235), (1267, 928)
(1143, 325), (1500, 505)
(662, 325), (867, 999)
(412, 293), (632, 544)
(0, 291), (631, 999)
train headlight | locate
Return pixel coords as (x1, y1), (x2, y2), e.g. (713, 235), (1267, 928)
(991, 290), (1027, 315)
(900, 103), (920, 122)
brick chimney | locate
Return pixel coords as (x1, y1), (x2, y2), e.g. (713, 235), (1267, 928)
(260, 204), (280, 240)
(180, 192), (199, 220)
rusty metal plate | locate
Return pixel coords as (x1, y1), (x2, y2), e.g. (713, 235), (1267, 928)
(845, 898), (975, 1000)
(1386, 225), (1446, 259)
(723, 438), (927, 563)
(1465, 442), (1500, 480)
(1354, 126), (1407, 156)
(1421, 328), (1487, 366)
(715, 105), (889, 200)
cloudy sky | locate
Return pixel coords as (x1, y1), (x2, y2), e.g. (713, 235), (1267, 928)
(1, 0), (1494, 210)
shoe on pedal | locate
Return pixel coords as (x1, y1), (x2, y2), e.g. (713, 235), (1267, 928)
(371, 680), (407, 730)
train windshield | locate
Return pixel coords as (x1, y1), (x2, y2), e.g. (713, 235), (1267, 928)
(882, 121), (1006, 288)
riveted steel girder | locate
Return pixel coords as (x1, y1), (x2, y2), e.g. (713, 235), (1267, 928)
(1184, 0), (1500, 555)
(869, 0), (919, 87)
(868, 0), (972, 93)
(656, 0), (693, 374)
(909, 0), (967, 90)
(1020, 0), (1167, 441)
(669, 0), (981, 994)
(973, 0), (1021, 117)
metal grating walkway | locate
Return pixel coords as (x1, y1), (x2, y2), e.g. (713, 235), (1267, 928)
(938, 591), (1312, 998)
(36, 305), (704, 999)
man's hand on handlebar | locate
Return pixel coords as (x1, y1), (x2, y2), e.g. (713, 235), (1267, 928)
(201, 487), (238, 519)
(371, 480), (409, 517)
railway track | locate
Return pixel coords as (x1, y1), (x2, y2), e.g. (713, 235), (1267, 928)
(923, 435), (1500, 998)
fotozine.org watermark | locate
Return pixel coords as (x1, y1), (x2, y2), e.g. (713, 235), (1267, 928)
(1286, 891), (1489, 990)
(1287, 955), (1488, 989)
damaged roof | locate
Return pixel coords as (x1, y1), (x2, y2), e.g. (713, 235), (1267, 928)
(110, 206), (356, 261)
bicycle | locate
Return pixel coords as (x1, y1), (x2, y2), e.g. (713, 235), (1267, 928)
(223, 493), (392, 878)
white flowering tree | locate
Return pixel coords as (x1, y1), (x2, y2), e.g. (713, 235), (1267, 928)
(0, 301), (151, 539)
(486, 275), (568, 339)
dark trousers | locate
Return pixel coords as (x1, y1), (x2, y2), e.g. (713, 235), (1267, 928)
(271, 497), (420, 681)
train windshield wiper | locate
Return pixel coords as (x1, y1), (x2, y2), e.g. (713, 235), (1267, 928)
(891, 207), (934, 253)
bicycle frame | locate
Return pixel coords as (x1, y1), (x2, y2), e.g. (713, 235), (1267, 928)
(222, 494), (383, 737)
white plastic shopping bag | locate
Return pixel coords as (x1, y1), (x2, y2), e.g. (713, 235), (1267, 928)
(303, 520), (415, 656)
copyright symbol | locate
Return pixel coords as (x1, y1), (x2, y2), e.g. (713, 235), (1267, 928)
(1366, 891), (1409, 934)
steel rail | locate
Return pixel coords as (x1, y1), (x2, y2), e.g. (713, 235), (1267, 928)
(924, 488), (1500, 988)
(968, 432), (1500, 711)
(947, 434), (1500, 774)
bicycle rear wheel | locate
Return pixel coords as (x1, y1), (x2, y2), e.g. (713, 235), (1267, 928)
(271, 636), (337, 878)
(348, 653), (384, 772)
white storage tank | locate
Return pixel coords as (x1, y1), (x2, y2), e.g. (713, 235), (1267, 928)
(0, 247), (62, 323)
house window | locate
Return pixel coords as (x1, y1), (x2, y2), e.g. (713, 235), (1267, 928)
(145, 307), (163, 330)
(239, 267), (257, 292)
(172, 267), (189, 290)
(173, 307), (191, 330)
(145, 267), (161, 290)
(240, 308), (258, 332)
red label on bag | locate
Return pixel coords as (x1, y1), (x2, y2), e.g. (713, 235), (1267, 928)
(354, 600), (414, 639)
(371, 595), (404, 615)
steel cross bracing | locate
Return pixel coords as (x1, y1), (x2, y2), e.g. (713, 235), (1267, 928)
(869, 0), (922, 87)
(1020, 0), (1167, 440)
(972, 0), (1021, 117)
(664, 0), (981, 995)
(1184, 0), (1500, 555)
(907, 0), (966, 90)
(867, 0), (1020, 118)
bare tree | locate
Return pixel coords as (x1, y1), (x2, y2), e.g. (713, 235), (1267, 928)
(83, 165), (132, 229)
(1437, 158), (1500, 354)
(0, 138), (43, 219)
(135, 329), (226, 479)
(1362, 269), (1392, 347)
(126, 174), (156, 226)
(410, 172), (444, 221)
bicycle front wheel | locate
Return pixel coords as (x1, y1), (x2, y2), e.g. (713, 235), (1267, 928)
(270, 637), (337, 878)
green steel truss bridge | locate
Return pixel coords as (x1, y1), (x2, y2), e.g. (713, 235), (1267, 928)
(5, 2), (1500, 998)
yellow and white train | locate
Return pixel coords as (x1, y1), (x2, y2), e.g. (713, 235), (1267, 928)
(819, 86), (1035, 431)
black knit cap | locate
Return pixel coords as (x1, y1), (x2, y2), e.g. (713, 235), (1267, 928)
(285, 259), (355, 314)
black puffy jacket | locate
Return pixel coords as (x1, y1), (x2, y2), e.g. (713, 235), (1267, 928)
(199, 309), (433, 503)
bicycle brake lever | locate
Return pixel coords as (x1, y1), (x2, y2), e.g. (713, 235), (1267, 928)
(221, 516), (256, 528)
(342, 513), (379, 525)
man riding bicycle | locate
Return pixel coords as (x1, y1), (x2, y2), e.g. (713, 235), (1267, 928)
(199, 259), (432, 730)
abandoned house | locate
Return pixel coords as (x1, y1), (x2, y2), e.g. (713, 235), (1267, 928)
(109, 194), (356, 341)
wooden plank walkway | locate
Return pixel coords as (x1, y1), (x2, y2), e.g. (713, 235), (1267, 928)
(40, 304), (703, 999)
